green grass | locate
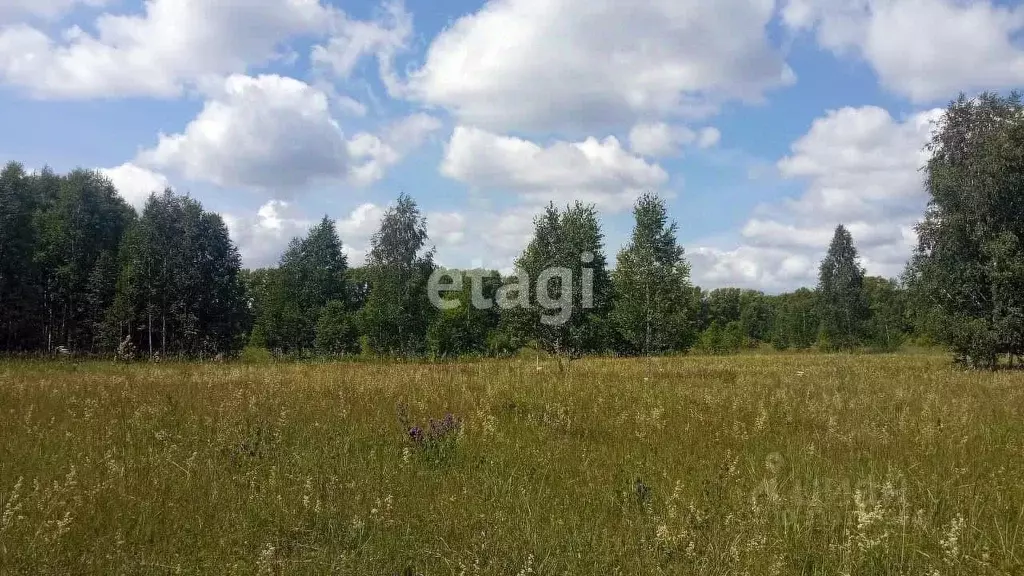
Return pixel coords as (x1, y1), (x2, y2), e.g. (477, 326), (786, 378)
(1, 353), (1022, 575)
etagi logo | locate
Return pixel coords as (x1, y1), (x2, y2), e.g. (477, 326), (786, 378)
(428, 253), (596, 327)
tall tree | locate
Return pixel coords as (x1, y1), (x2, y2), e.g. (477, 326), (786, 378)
(110, 190), (246, 357)
(816, 224), (869, 350)
(35, 169), (135, 351)
(0, 163), (44, 351)
(611, 193), (696, 355)
(905, 92), (1024, 368)
(256, 216), (349, 354)
(514, 202), (613, 357)
(362, 194), (436, 356)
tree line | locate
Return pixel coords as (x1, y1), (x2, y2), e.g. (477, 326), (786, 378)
(0, 92), (1020, 367)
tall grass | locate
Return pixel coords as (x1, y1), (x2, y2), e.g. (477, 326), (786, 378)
(0, 354), (1021, 574)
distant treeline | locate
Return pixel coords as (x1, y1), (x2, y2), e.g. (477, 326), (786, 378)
(1, 92), (1021, 367)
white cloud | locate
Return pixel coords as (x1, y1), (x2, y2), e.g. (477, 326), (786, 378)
(223, 200), (315, 267)
(444, 206), (539, 272)
(419, 205), (541, 272)
(697, 127), (721, 149)
(441, 125), (668, 212)
(689, 245), (819, 292)
(0, 0), (106, 23)
(406, 0), (793, 133)
(135, 74), (437, 192)
(428, 211), (467, 249)
(690, 105), (942, 290)
(628, 122), (720, 157)
(98, 162), (170, 209)
(226, 200), (472, 269)
(224, 197), (552, 274)
(776, 105), (943, 221)
(0, 0), (336, 98)
(311, 0), (411, 94)
(783, 0), (1024, 102)
(332, 203), (470, 266)
(334, 202), (385, 264)
(347, 112), (442, 186)
(137, 74), (350, 192)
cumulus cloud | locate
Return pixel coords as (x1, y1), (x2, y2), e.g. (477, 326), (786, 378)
(347, 112), (442, 186)
(441, 126), (668, 212)
(136, 74), (351, 191)
(425, 206), (542, 272)
(689, 105), (942, 290)
(223, 200), (315, 267)
(222, 196), (543, 273)
(783, 0), (1024, 102)
(0, 0), (337, 98)
(0, 0), (106, 23)
(135, 74), (438, 193)
(98, 162), (170, 209)
(689, 246), (819, 292)
(628, 122), (720, 157)
(311, 0), (412, 94)
(225, 199), (476, 269)
(406, 0), (793, 133)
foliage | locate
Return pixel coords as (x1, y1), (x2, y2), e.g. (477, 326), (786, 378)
(251, 216), (349, 355)
(816, 224), (870, 351)
(425, 269), (501, 358)
(695, 320), (744, 354)
(513, 202), (614, 357)
(611, 193), (697, 355)
(863, 276), (908, 352)
(905, 92), (1024, 368)
(770, 288), (818, 350)
(109, 190), (246, 358)
(315, 300), (359, 356)
(362, 194), (436, 356)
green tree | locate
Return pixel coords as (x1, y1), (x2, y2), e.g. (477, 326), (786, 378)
(315, 300), (359, 355)
(0, 162), (44, 351)
(816, 224), (869, 350)
(426, 269), (501, 358)
(611, 193), (696, 355)
(513, 202), (613, 357)
(110, 190), (246, 357)
(35, 169), (135, 351)
(699, 288), (744, 331)
(257, 216), (349, 354)
(739, 291), (774, 345)
(863, 276), (907, 352)
(362, 194), (436, 356)
(770, 288), (818, 350)
(905, 92), (1024, 368)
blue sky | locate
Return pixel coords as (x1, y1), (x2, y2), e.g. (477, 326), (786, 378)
(1, 0), (1022, 291)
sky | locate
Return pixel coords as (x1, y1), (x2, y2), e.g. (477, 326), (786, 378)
(1, 0), (1022, 292)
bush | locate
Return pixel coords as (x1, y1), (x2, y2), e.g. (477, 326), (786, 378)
(239, 345), (274, 363)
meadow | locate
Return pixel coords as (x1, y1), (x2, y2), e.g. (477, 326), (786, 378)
(0, 353), (1022, 575)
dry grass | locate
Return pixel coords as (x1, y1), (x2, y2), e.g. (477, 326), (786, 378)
(0, 353), (1022, 575)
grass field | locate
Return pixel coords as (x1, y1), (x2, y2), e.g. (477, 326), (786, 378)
(1, 353), (1022, 575)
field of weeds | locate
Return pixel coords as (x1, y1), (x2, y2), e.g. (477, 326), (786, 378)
(0, 353), (1022, 575)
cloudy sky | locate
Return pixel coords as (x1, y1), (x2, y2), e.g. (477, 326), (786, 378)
(1, 0), (1022, 291)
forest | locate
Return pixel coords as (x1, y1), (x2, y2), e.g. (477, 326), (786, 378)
(0, 92), (1021, 368)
